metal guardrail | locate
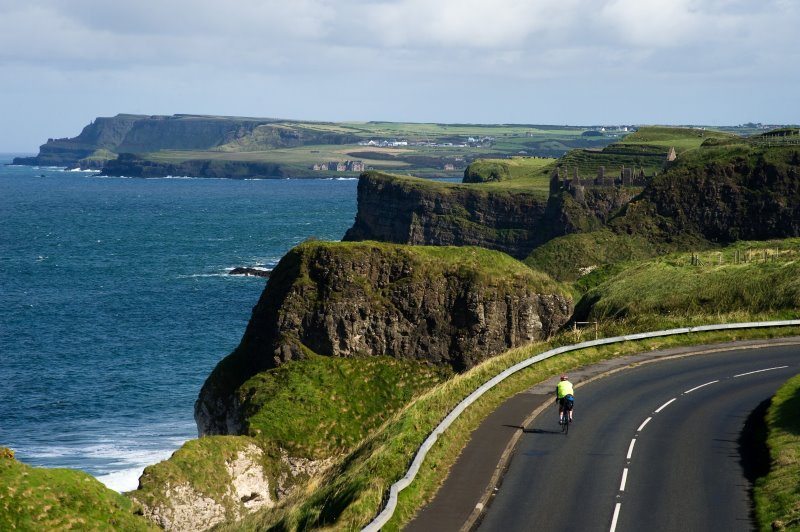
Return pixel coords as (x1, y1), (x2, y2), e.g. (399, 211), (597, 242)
(362, 320), (800, 531)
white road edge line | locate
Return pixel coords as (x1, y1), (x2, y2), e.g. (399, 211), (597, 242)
(626, 439), (636, 460)
(610, 502), (622, 532)
(684, 380), (719, 394)
(734, 366), (789, 378)
(654, 397), (677, 413)
(619, 468), (629, 492)
(637, 417), (652, 432)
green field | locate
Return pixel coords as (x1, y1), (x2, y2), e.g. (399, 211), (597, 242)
(132, 120), (618, 177)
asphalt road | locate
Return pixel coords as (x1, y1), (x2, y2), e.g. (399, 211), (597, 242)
(477, 345), (799, 532)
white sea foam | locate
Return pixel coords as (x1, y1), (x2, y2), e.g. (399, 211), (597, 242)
(96, 467), (147, 492)
(66, 168), (101, 173)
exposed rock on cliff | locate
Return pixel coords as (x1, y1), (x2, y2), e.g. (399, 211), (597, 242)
(14, 114), (360, 169)
(611, 145), (800, 244)
(343, 172), (551, 258)
(343, 171), (635, 259)
(195, 241), (572, 436)
(131, 437), (307, 532)
(101, 154), (290, 179)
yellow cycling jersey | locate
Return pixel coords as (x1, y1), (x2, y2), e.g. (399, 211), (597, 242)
(556, 381), (574, 399)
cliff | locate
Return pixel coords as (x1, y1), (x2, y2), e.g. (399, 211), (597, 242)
(101, 154), (291, 179)
(611, 144), (800, 244)
(13, 114), (359, 169)
(195, 240), (572, 435)
(343, 171), (636, 259)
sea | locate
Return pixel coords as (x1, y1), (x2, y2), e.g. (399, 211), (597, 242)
(0, 155), (362, 492)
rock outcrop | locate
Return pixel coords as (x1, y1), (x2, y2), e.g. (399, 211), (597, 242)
(195, 241), (572, 436)
(611, 145), (800, 244)
(343, 172), (552, 258)
(133, 441), (276, 532)
(13, 114), (359, 171)
(101, 154), (290, 179)
(343, 171), (636, 259)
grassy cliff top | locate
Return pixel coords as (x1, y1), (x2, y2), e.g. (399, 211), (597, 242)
(621, 126), (737, 152)
(292, 240), (568, 295)
(0, 449), (155, 530)
(461, 156), (556, 194)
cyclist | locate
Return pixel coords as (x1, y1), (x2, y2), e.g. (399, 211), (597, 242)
(555, 374), (575, 424)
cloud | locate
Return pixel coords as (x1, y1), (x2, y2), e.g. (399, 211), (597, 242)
(1, 0), (797, 77)
(0, 0), (798, 150)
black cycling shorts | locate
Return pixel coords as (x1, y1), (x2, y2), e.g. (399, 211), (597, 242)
(558, 396), (574, 410)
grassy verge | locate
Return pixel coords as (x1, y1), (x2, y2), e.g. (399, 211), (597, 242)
(574, 239), (800, 327)
(0, 448), (156, 531)
(226, 325), (800, 531)
(755, 373), (800, 531)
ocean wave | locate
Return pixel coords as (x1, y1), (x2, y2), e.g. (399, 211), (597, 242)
(96, 467), (147, 492)
(66, 168), (101, 173)
(147, 176), (227, 180)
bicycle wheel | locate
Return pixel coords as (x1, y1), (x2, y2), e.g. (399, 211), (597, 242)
(562, 410), (569, 435)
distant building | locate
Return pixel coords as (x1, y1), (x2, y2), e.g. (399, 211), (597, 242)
(346, 160), (365, 172)
(443, 163), (455, 171)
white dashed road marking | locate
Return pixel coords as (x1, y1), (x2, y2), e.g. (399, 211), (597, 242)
(654, 398), (676, 413)
(609, 363), (794, 532)
(733, 366), (788, 378)
(684, 380), (719, 394)
(610, 502), (622, 532)
(626, 439), (636, 460)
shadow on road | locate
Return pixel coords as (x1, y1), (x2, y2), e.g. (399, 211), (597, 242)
(522, 427), (562, 435)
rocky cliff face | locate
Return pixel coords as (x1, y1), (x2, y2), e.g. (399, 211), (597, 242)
(343, 171), (636, 259)
(102, 154), (289, 179)
(13, 114), (149, 166)
(611, 146), (800, 244)
(195, 241), (572, 435)
(343, 172), (552, 258)
(13, 114), (360, 169)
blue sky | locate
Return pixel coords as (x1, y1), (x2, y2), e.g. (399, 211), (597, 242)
(1, 0), (798, 151)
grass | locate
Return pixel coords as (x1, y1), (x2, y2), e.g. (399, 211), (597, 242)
(225, 325), (800, 531)
(463, 157), (556, 194)
(0, 448), (156, 531)
(621, 126), (737, 152)
(574, 239), (800, 329)
(754, 373), (800, 531)
(238, 354), (450, 459)
(524, 229), (656, 282)
(146, 145), (410, 171)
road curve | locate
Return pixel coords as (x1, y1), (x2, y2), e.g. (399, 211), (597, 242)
(477, 344), (799, 532)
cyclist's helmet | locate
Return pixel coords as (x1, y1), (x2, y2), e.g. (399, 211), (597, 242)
(560, 374), (568, 381)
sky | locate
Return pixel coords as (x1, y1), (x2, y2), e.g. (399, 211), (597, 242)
(1, 0), (799, 151)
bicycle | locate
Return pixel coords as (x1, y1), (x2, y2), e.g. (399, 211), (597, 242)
(560, 395), (574, 435)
